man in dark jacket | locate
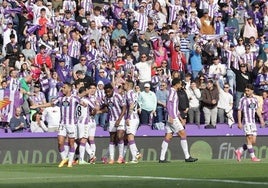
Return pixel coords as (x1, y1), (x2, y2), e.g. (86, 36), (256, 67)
(201, 79), (219, 129)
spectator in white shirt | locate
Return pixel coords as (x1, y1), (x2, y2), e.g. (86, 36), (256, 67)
(208, 56), (226, 88)
(42, 98), (61, 132)
(186, 80), (201, 126)
(216, 81), (234, 127)
(30, 112), (48, 133)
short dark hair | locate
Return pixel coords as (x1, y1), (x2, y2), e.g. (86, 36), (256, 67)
(172, 78), (181, 86)
(104, 83), (113, 90)
(245, 84), (254, 91)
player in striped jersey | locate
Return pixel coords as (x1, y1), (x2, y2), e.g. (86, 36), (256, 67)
(124, 80), (142, 163)
(235, 84), (265, 162)
(98, 83), (127, 164)
(159, 78), (197, 163)
(31, 82), (83, 167)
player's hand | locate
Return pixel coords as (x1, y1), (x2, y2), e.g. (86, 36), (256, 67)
(126, 119), (130, 126)
(115, 119), (120, 127)
(238, 123), (243, 130)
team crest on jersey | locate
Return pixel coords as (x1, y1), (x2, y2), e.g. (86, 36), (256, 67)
(62, 101), (70, 107)
(248, 102), (256, 109)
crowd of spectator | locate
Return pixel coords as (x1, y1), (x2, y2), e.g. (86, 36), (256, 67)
(0, 0), (268, 132)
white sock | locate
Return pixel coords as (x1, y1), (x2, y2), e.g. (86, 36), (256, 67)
(118, 140), (124, 158)
(109, 142), (115, 160)
(85, 142), (92, 156)
(247, 145), (255, 158)
(89, 140), (96, 156)
(68, 147), (75, 165)
(64, 142), (69, 159)
(129, 140), (138, 160)
(160, 139), (169, 161)
(181, 139), (190, 159)
(123, 144), (128, 158)
(79, 143), (86, 161)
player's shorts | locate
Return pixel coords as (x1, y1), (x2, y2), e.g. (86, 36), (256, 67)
(126, 118), (139, 135)
(88, 122), (96, 137)
(109, 119), (126, 132)
(165, 118), (184, 133)
(244, 123), (257, 136)
(58, 124), (77, 138)
(77, 122), (89, 139)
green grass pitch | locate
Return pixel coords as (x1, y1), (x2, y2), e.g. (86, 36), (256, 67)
(1, 160), (268, 188)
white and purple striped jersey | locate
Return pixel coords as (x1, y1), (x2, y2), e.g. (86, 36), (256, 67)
(30, 91), (46, 105)
(133, 11), (148, 32)
(167, 87), (179, 119)
(53, 95), (80, 125)
(238, 96), (259, 124)
(125, 90), (139, 120)
(241, 53), (256, 68)
(80, 0), (93, 14)
(62, 0), (76, 12)
(167, 4), (184, 25)
(102, 92), (126, 121)
(68, 39), (81, 59)
(76, 97), (95, 124)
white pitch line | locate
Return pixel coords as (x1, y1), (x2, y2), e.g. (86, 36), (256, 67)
(0, 175), (268, 185)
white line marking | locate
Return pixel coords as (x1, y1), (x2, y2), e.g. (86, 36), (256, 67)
(0, 175), (267, 185)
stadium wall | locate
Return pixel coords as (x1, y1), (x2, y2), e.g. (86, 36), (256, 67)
(1, 134), (268, 164)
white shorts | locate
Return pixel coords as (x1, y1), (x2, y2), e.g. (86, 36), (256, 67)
(165, 118), (184, 133)
(109, 119), (126, 132)
(58, 124), (77, 138)
(126, 119), (139, 135)
(244, 123), (257, 136)
(88, 122), (96, 137)
(77, 122), (89, 139)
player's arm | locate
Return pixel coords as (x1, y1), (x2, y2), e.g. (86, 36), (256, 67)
(237, 110), (243, 129)
(30, 102), (53, 109)
(256, 108), (265, 127)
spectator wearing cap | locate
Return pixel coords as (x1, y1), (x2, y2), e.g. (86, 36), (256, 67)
(214, 13), (225, 35)
(231, 62), (253, 109)
(35, 45), (52, 69)
(200, 9), (215, 35)
(243, 17), (258, 44)
(137, 83), (157, 126)
(95, 80), (108, 129)
(114, 53), (125, 71)
(131, 43), (140, 64)
(95, 68), (111, 85)
(137, 30), (151, 55)
(111, 22), (127, 41)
